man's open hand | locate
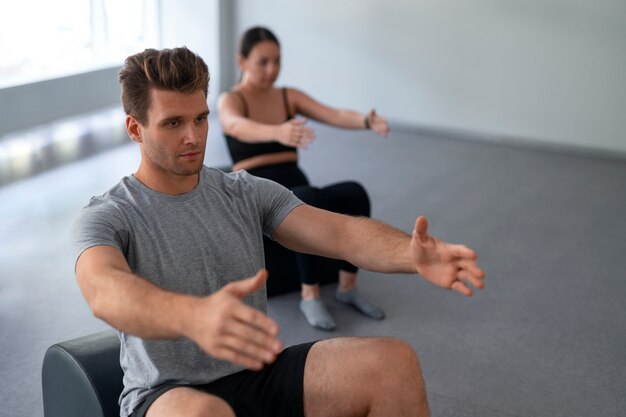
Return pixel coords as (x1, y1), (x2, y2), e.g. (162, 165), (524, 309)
(185, 269), (283, 370)
(411, 216), (485, 296)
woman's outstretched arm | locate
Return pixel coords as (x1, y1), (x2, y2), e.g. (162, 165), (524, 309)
(218, 91), (315, 148)
(289, 88), (389, 138)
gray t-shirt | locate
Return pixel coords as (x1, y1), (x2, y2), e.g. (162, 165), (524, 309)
(71, 166), (302, 417)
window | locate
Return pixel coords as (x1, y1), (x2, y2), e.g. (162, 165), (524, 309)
(0, 0), (160, 88)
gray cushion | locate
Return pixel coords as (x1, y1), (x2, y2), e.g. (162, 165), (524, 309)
(42, 330), (122, 417)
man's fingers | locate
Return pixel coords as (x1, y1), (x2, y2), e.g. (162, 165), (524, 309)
(204, 293), (282, 370)
(225, 269), (268, 298)
(232, 302), (281, 338)
(451, 280), (473, 297)
(219, 333), (279, 363)
(215, 309), (284, 369)
(212, 338), (270, 371)
(451, 244), (477, 260)
(225, 319), (283, 355)
(457, 269), (485, 290)
(457, 259), (485, 279)
(226, 319), (283, 350)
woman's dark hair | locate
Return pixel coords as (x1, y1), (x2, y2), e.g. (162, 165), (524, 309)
(239, 26), (280, 58)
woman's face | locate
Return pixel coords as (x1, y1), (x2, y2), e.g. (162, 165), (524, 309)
(241, 41), (281, 87)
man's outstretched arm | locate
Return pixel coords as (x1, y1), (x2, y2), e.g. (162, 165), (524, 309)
(272, 205), (485, 296)
(75, 246), (282, 369)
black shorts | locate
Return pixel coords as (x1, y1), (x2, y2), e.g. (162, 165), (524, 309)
(131, 341), (317, 417)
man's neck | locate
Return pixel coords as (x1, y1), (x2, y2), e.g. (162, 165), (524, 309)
(134, 165), (200, 195)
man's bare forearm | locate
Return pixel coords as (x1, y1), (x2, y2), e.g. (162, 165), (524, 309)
(274, 206), (418, 275)
(77, 247), (284, 368)
(335, 216), (417, 274)
(76, 247), (198, 339)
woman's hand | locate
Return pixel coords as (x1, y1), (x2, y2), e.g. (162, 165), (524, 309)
(276, 118), (316, 148)
(367, 109), (390, 138)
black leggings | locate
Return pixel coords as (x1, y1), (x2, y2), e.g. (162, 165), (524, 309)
(247, 163), (371, 285)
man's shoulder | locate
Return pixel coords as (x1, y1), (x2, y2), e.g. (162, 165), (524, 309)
(200, 166), (290, 203)
(83, 176), (136, 213)
(201, 166), (259, 188)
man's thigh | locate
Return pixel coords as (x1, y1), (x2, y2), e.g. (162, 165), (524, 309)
(146, 386), (234, 417)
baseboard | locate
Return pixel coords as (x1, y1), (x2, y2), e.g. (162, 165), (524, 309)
(390, 121), (626, 164)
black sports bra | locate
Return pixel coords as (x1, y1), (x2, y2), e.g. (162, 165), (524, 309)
(224, 88), (297, 164)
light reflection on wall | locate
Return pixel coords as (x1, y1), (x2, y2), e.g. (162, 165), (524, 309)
(0, 136), (36, 180)
(51, 124), (84, 163)
(0, 107), (128, 186)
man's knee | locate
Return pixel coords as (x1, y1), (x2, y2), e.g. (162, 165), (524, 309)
(304, 338), (427, 415)
(346, 181), (370, 216)
(329, 181), (371, 217)
(363, 338), (421, 376)
(309, 337), (421, 378)
(292, 186), (329, 209)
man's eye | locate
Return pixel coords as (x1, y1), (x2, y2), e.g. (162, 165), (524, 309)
(167, 120), (179, 127)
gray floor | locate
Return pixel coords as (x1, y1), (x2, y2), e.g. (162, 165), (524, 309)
(1, 120), (625, 417)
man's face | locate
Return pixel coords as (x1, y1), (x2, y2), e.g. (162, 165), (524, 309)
(134, 88), (209, 179)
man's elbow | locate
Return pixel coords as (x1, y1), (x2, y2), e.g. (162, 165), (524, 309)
(76, 274), (107, 320)
(89, 297), (109, 321)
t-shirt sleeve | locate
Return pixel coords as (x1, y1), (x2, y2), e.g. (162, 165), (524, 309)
(70, 197), (129, 267)
(239, 171), (303, 236)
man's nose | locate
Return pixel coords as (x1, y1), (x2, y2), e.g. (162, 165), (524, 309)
(182, 124), (200, 145)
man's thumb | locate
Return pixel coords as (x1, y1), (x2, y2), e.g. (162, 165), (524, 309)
(413, 216), (429, 243)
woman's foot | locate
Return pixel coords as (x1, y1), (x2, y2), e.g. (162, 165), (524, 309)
(335, 288), (385, 320)
(299, 298), (336, 331)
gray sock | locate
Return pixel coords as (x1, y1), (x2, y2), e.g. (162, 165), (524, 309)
(335, 288), (385, 320)
(299, 298), (336, 331)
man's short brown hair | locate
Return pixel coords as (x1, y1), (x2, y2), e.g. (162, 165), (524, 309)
(119, 47), (210, 124)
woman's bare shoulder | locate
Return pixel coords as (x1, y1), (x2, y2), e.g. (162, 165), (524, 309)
(217, 90), (246, 114)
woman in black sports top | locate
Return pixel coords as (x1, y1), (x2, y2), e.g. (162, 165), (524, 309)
(218, 26), (390, 331)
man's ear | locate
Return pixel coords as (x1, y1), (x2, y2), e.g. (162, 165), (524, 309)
(126, 115), (142, 143)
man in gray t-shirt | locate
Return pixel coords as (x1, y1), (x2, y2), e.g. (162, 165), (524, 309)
(73, 47), (485, 417)
(72, 167), (303, 416)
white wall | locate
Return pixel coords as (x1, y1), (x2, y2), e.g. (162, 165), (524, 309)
(233, 0), (626, 154)
(160, 0), (221, 104)
(0, 1), (220, 137)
